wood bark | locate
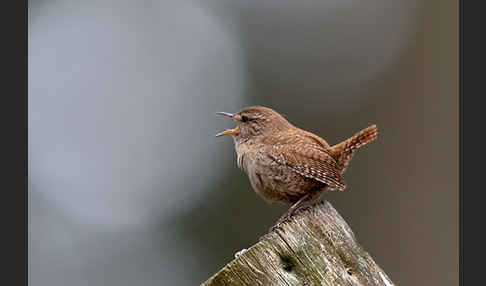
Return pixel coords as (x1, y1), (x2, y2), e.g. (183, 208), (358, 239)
(202, 201), (394, 286)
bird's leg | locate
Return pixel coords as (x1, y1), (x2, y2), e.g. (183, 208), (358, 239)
(267, 193), (312, 233)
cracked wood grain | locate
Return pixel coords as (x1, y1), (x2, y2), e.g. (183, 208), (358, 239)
(201, 201), (394, 286)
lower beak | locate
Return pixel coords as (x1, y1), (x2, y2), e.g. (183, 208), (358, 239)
(215, 126), (239, 137)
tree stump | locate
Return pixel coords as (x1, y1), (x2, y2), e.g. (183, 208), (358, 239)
(201, 201), (394, 286)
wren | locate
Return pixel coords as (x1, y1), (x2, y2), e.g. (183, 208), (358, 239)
(215, 106), (378, 232)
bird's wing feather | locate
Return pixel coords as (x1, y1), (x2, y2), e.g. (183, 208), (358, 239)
(264, 144), (346, 191)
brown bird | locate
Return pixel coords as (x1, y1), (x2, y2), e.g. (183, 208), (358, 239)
(215, 106), (378, 232)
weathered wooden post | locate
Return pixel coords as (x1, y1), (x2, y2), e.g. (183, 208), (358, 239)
(202, 201), (394, 286)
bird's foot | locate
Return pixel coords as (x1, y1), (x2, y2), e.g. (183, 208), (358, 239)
(260, 195), (315, 240)
(267, 222), (282, 234)
(257, 223), (283, 242)
(266, 203), (314, 234)
(267, 213), (292, 234)
(256, 218), (287, 242)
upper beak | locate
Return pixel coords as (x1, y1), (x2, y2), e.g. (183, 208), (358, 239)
(215, 112), (239, 137)
(216, 112), (234, 118)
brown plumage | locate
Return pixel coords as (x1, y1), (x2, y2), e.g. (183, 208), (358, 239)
(215, 106), (378, 231)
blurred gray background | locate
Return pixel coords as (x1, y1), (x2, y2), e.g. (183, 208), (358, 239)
(28, 0), (458, 285)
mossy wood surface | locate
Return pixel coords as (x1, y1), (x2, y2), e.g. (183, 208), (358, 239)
(202, 201), (394, 286)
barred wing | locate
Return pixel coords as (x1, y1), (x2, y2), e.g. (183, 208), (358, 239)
(264, 144), (346, 191)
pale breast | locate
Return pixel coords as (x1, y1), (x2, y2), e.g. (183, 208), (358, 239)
(237, 150), (264, 196)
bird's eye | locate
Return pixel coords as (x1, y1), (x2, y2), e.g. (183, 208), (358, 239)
(241, 115), (249, 123)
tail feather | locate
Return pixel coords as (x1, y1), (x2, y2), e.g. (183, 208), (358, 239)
(330, 124), (378, 173)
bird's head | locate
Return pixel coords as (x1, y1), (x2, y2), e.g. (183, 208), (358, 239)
(215, 106), (291, 144)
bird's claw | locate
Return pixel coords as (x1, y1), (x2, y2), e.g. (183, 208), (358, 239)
(267, 223), (280, 234)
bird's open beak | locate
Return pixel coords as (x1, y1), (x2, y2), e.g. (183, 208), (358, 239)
(215, 112), (239, 137)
